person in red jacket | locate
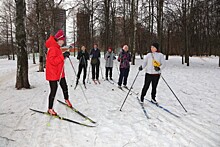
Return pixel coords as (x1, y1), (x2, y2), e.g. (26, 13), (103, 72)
(45, 29), (72, 115)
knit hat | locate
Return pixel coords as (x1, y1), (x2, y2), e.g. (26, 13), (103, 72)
(55, 30), (65, 41)
(152, 42), (159, 50)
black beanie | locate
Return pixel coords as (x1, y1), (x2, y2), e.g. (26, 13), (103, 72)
(152, 42), (159, 50)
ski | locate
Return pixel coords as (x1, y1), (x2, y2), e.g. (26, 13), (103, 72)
(96, 80), (101, 84)
(29, 108), (96, 127)
(145, 99), (180, 118)
(118, 86), (126, 92)
(105, 79), (114, 84)
(136, 97), (150, 119)
(74, 83), (78, 90)
(57, 100), (96, 123)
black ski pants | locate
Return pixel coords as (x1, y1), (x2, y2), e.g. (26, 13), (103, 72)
(118, 68), (129, 86)
(48, 78), (69, 109)
(77, 64), (87, 83)
(91, 63), (100, 80)
(105, 67), (113, 78)
(140, 73), (160, 102)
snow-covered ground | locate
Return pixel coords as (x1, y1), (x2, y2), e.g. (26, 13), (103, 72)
(0, 55), (220, 147)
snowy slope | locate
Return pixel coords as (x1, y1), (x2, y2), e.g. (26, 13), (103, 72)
(0, 56), (220, 147)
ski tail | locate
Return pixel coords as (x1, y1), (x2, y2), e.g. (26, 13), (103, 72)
(136, 97), (150, 119)
(57, 100), (96, 123)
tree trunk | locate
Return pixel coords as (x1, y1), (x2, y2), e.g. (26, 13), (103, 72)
(104, 0), (110, 51)
(166, 27), (170, 60)
(157, 0), (164, 53)
(9, 3), (15, 60)
(36, 0), (44, 72)
(32, 39), (36, 64)
(15, 0), (30, 89)
(131, 0), (138, 65)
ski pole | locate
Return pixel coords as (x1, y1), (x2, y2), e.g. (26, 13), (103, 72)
(68, 57), (89, 103)
(58, 59), (66, 83)
(100, 66), (104, 79)
(115, 60), (120, 75)
(87, 62), (91, 83)
(120, 70), (140, 111)
(161, 75), (187, 112)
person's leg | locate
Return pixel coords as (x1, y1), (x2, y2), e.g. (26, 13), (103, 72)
(151, 75), (160, 101)
(118, 68), (125, 86)
(140, 73), (152, 102)
(123, 68), (130, 86)
(109, 67), (113, 79)
(91, 64), (95, 80)
(105, 67), (109, 79)
(60, 77), (72, 107)
(59, 77), (69, 100)
(77, 64), (83, 84)
(48, 81), (58, 109)
(96, 63), (100, 80)
(83, 65), (87, 84)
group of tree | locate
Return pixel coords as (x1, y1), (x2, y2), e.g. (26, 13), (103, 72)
(0, 0), (219, 89)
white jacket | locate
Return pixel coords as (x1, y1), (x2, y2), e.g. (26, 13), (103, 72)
(142, 52), (166, 74)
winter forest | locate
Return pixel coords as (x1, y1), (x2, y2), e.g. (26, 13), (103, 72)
(0, 0), (220, 147)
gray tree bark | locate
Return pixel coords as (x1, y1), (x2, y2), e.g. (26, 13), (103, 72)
(15, 0), (30, 89)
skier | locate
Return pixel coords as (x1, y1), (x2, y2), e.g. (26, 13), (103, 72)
(117, 45), (131, 89)
(139, 42), (166, 104)
(90, 44), (101, 83)
(45, 29), (72, 115)
(76, 45), (89, 85)
(104, 47), (116, 80)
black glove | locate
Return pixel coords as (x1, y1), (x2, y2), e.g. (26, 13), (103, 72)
(107, 55), (110, 58)
(63, 51), (70, 58)
(139, 65), (143, 71)
(154, 66), (160, 71)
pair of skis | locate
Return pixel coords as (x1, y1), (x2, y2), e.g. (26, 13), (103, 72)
(30, 100), (96, 127)
(108, 79), (139, 95)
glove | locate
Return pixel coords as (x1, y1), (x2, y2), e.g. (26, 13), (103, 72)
(107, 55), (110, 58)
(139, 66), (143, 71)
(63, 51), (70, 58)
(154, 66), (160, 71)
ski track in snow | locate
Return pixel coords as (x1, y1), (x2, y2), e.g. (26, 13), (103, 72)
(0, 56), (220, 147)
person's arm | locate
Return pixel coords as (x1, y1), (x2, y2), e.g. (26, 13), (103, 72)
(89, 49), (93, 58)
(85, 51), (90, 60)
(113, 53), (116, 60)
(159, 53), (166, 70)
(98, 49), (101, 58)
(104, 52), (108, 60)
(77, 51), (81, 60)
(118, 52), (122, 62)
(47, 47), (64, 66)
(141, 54), (149, 69)
(129, 52), (132, 62)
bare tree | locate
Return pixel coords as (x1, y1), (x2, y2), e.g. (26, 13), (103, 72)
(15, 0), (30, 89)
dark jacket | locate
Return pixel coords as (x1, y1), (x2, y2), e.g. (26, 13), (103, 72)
(118, 49), (131, 69)
(77, 50), (89, 66)
(90, 48), (101, 65)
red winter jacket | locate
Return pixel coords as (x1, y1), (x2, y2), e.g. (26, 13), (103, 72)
(45, 36), (65, 81)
